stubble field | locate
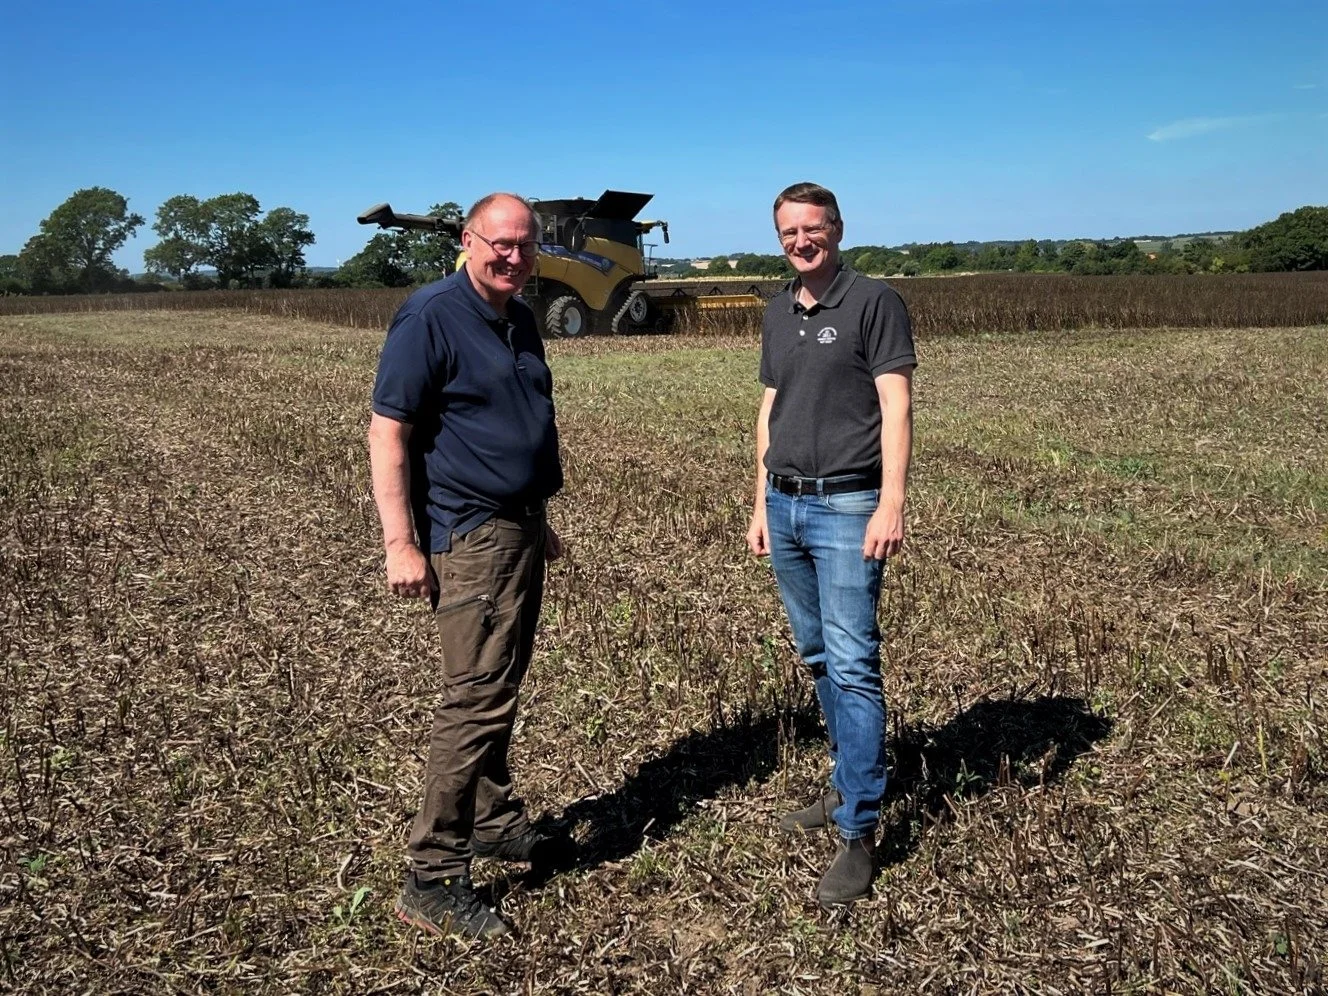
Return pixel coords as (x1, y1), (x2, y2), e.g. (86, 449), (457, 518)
(1, 311), (1325, 994)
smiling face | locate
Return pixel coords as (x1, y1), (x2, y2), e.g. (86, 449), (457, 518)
(775, 200), (842, 283)
(461, 195), (540, 308)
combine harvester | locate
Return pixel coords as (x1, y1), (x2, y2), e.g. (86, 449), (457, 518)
(357, 191), (771, 338)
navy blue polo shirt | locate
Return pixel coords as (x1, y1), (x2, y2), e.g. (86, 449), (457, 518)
(372, 266), (563, 552)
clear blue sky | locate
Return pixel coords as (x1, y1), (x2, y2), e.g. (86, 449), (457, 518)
(2, 0), (1324, 269)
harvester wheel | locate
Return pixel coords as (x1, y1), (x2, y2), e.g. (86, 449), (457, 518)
(626, 290), (650, 323)
(546, 295), (591, 338)
(611, 291), (652, 334)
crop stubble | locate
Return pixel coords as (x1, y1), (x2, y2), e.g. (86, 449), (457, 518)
(0, 312), (1325, 994)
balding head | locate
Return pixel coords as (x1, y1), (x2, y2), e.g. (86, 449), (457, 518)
(464, 193), (541, 238)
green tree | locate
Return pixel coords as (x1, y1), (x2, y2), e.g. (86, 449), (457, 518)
(877, 249), (908, 275)
(19, 187), (143, 292)
(259, 207), (316, 287)
(0, 254), (24, 294)
(403, 202), (462, 281)
(1237, 205), (1328, 271)
(1181, 238), (1219, 273)
(922, 242), (962, 271)
(1058, 240), (1088, 272)
(1013, 240), (1040, 272)
(1103, 239), (1144, 273)
(1071, 243), (1113, 275)
(143, 195), (210, 283)
(731, 252), (791, 277)
(338, 232), (414, 287)
(145, 193), (322, 288)
(16, 234), (72, 293)
(203, 193), (271, 287)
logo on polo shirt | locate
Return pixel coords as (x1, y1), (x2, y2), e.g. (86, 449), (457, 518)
(816, 326), (838, 344)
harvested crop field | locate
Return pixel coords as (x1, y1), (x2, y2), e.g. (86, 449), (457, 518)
(2, 312), (1326, 994)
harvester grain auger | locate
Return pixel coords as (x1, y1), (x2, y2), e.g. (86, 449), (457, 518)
(358, 190), (687, 338)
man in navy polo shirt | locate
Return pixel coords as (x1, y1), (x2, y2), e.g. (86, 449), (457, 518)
(746, 182), (916, 907)
(369, 192), (568, 939)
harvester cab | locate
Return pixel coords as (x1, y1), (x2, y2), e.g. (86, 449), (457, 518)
(357, 190), (673, 338)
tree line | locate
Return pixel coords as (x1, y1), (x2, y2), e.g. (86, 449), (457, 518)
(0, 188), (319, 295)
(687, 205), (1328, 279)
(2, 188), (1326, 296)
(0, 188), (472, 295)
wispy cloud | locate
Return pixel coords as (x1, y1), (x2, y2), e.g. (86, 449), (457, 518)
(1147, 114), (1285, 142)
(1293, 83), (1318, 90)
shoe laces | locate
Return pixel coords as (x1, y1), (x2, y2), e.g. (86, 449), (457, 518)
(441, 876), (486, 919)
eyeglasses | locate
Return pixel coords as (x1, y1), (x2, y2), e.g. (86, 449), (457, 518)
(778, 224), (835, 245)
(468, 229), (540, 259)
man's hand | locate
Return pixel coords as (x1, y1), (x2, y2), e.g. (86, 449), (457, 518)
(746, 506), (770, 557)
(385, 541), (434, 598)
(544, 521), (564, 561)
(862, 504), (905, 560)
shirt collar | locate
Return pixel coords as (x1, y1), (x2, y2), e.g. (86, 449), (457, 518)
(784, 264), (856, 312)
(452, 264), (506, 325)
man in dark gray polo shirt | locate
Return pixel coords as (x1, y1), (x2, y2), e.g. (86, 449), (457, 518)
(369, 192), (569, 939)
(746, 182), (916, 907)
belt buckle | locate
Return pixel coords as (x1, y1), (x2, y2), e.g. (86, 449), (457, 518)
(794, 477), (809, 496)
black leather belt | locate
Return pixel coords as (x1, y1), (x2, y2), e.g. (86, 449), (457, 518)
(768, 473), (877, 497)
(494, 500), (546, 520)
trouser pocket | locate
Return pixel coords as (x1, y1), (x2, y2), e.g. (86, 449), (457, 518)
(434, 591), (496, 684)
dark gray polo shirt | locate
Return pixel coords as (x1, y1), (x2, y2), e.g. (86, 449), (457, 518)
(759, 265), (916, 479)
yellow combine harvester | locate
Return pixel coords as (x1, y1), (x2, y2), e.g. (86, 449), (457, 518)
(357, 191), (766, 337)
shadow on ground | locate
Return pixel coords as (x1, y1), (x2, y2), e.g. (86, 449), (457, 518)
(522, 704), (824, 883)
(513, 692), (1110, 887)
(878, 694), (1113, 865)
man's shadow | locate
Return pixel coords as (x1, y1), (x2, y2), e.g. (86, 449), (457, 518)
(522, 705), (825, 882)
(513, 693), (1111, 887)
(876, 694), (1113, 865)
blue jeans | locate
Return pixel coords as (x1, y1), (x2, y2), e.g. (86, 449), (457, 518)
(766, 480), (886, 840)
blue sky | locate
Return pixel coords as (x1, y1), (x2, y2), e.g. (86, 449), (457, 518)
(2, 0), (1324, 269)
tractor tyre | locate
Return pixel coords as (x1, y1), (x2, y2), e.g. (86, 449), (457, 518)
(611, 290), (652, 335)
(546, 294), (591, 338)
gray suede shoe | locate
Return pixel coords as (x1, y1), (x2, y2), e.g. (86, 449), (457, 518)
(779, 789), (842, 833)
(816, 835), (876, 906)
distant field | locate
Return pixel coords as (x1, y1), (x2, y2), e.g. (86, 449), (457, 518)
(1132, 233), (1239, 253)
(1, 312), (1325, 993)
(2, 270), (1326, 338)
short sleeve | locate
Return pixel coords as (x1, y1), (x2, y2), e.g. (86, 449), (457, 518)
(371, 306), (451, 422)
(759, 305), (778, 387)
(864, 286), (917, 377)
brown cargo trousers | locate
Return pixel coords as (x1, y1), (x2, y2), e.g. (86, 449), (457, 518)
(406, 510), (546, 879)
